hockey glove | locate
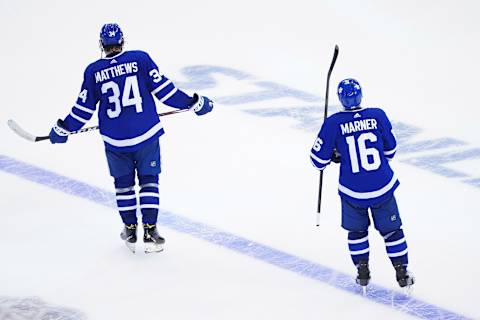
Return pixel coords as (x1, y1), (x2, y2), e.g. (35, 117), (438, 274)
(190, 93), (213, 116)
(49, 119), (71, 144)
(331, 149), (341, 163)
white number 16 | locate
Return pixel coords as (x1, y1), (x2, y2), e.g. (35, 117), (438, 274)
(345, 132), (381, 173)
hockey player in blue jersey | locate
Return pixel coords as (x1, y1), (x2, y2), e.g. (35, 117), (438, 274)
(48, 23), (213, 253)
(310, 79), (414, 288)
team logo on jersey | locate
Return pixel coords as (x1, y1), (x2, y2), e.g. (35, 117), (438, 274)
(391, 215), (397, 222)
(150, 161), (157, 167)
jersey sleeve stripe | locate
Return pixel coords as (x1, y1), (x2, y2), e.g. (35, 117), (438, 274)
(159, 87), (178, 103)
(384, 147), (397, 156)
(101, 122), (164, 147)
(310, 158), (326, 171)
(338, 174), (398, 200)
(69, 111), (89, 124)
(74, 103), (95, 114)
(151, 79), (172, 95)
(310, 152), (331, 165)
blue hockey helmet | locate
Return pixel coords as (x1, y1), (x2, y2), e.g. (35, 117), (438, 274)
(337, 78), (362, 110)
(99, 23), (124, 47)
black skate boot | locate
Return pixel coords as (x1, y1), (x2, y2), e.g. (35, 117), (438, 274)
(143, 224), (165, 253)
(120, 224), (137, 253)
(394, 262), (415, 288)
(356, 260), (371, 289)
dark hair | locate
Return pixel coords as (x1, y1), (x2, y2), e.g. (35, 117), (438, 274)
(103, 44), (123, 53)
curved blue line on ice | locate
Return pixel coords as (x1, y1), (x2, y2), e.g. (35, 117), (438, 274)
(0, 154), (471, 320)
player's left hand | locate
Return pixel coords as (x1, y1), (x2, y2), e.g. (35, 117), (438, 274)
(49, 119), (71, 144)
(190, 93), (213, 116)
(331, 149), (341, 163)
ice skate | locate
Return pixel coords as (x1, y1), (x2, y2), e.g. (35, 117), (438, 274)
(143, 224), (165, 253)
(394, 262), (415, 289)
(120, 224), (137, 253)
(356, 260), (370, 295)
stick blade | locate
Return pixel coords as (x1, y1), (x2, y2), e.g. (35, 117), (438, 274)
(7, 119), (38, 142)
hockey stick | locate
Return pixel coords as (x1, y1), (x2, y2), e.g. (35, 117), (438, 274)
(7, 108), (190, 143)
(316, 45), (339, 226)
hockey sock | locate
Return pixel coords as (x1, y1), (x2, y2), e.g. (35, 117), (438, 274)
(114, 174), (137, 225)
(381, 229), (409, 266)
(138, 175), (160, 225)
(348, 231), (370, 266)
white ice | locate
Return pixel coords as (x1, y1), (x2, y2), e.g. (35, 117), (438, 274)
(1, 0), (479, 319)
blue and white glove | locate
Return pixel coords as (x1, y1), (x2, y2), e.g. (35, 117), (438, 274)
(49, 119), (71, 144)
(190, 93), (213, 116)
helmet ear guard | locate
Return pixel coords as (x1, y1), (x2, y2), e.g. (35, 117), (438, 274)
(337, 78), (362, 110)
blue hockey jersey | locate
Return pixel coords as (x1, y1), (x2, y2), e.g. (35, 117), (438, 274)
(63, 50), (193, 152)
(310, 108), (399, 206)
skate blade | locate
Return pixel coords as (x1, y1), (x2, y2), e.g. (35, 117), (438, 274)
(401, 274), (415, 296)
(125, 241), (136, 254)
(362, 286), (367, 297)
(144, 242), (164, 254)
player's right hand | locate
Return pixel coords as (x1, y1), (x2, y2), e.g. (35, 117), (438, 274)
(331, 149), (341, 163)
(190, 93), (214, 116)
(49, 119), (71, 144)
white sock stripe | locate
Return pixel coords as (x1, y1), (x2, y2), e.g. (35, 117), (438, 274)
(386, 238), (406, 247)
(116, 186), (135, 193)
(140, 204), (160, 209)
(348, 236), (369, 244)
(118, 205), (137, 211)
(151, 79), (172, 95)
(140, 183), (159, 188)
(139, 192), (160, 198)
(159, 87), (178, 103)
(116, 194), (137, 200)
(350, 248), (370, 255)
(388, 248), (408, 258)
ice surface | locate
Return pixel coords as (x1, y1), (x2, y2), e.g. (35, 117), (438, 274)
(1, 0), (479, 319)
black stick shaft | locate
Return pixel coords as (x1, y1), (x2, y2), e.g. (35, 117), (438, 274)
(34, 108), (190, 142)
(317, 45), (339, 224)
